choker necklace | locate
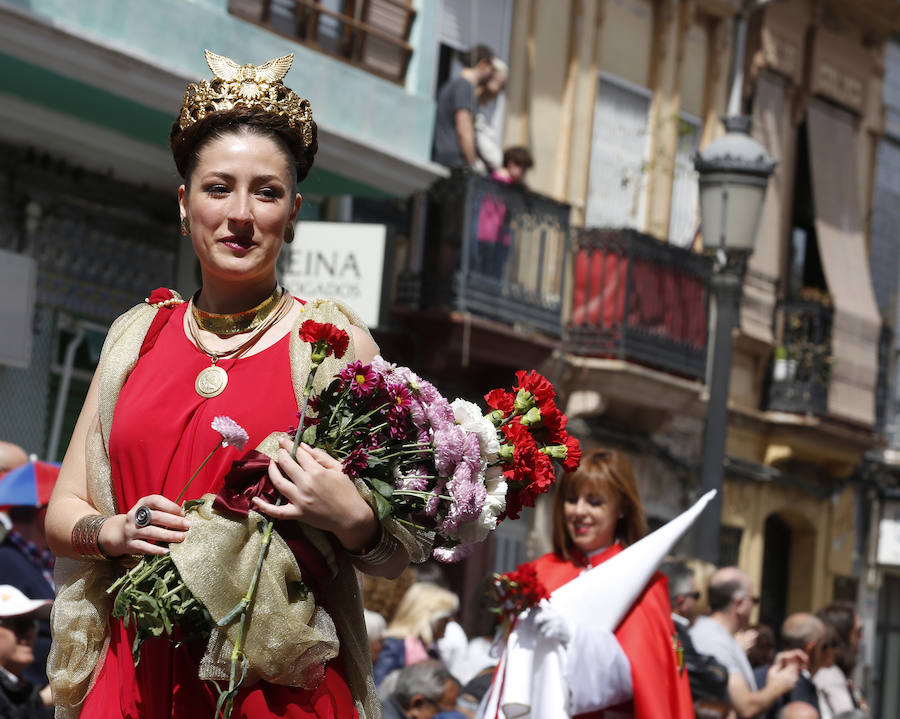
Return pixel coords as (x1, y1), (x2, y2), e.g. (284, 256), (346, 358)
(191, 286), (285, 336)
(188, 292), (294, 399)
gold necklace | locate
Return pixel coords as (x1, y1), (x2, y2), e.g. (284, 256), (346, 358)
(191, 286), (285, 336)
(188, 293), (293, 399)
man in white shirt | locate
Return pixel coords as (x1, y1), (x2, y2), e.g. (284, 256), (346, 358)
(690, 567), (803, 718)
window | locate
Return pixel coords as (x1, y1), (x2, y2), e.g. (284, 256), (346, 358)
(228, 0), (416, 84)
(787, 121), (827, 300)
(585, 75), (652, 229)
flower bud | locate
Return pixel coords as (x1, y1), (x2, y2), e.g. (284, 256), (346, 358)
(520, 407), (542, 426)
(540, 444), (567, 459)
(498, 445), (515, 460)
(514, 389), (535, 413)
(486, 409), (506, 426)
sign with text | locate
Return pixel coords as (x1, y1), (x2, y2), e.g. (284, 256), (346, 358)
(281, 221), (388, 329)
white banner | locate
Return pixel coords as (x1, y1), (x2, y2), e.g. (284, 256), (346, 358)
(282, 221), (388, 329)
(877, 500), (900, 566)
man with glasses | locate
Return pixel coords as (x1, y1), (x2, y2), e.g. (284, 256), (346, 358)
(0, 584), (53, 718)
(690, 567), (802, 718)
(661, 559), (730, 707)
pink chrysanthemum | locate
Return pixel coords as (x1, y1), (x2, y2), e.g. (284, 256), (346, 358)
(211, 416), (249, 451)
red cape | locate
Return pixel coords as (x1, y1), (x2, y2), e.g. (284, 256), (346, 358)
(528, 544), (695, 719)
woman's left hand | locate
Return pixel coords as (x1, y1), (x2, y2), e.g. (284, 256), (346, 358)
(252, 437), (378, 552)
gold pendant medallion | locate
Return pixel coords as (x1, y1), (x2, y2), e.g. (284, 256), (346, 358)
(195, 365), (228, 399)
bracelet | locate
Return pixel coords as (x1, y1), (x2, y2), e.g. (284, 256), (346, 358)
(349, 525), (398, 566)
(72, 514), (113, 559)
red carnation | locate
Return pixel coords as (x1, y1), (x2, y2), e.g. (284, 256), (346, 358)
(514, 370), (556, 406)
(298, 320), (350, 359)
(562, 434), (582, 472)
(485, 388), (515, 414)
(537, 403), (568, 443)
(499, 422), (556, 520)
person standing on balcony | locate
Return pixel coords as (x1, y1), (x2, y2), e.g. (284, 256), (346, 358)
(474, 57), (508, 173)
(432, 45), (495, 169)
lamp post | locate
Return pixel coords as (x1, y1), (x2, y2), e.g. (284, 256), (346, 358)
(693, 116), (775, 564)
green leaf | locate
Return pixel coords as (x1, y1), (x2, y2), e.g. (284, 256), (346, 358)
(301, 424), (318, 445)
(368, 477), (394, 498)
(372, 492), (392, 521)
(182, 498), (205, 513)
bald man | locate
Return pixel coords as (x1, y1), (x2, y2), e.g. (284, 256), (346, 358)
(691, 567), (801, 718)
(756, 614), (827, 719)
(0, 440), (54, 687)
(778, 701), (820, 719)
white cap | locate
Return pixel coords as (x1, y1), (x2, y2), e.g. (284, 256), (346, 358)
(0, 585), (52, 620)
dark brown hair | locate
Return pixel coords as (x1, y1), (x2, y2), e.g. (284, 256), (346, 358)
(169, 105), (318, 186)
(503, 146), (533, 170)
(551, 447), (647, 561)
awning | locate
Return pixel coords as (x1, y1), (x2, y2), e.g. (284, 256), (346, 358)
(806, 98), (881, 425)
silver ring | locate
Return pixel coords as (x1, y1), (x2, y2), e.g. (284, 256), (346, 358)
(134, 505), (152, 529)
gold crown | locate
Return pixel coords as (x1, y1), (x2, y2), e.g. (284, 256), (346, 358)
(176, 50), (314, 147)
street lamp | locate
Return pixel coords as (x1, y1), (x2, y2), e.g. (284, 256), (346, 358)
(693, 115), (776, 564)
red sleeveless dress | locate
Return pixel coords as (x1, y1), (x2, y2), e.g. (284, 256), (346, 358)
(81, 301), (359, 719)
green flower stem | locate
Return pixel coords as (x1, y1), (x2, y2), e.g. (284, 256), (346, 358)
(219, 496), (284, 719)
(176, 440), (224, 504)
(392, 490), (453, 502)
(291, 357), (325, 460)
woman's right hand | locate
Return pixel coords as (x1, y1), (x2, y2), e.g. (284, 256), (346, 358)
(98, 495), (191, 557)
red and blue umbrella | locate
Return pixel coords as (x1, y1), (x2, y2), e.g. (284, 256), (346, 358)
(0, 461), (61, 506)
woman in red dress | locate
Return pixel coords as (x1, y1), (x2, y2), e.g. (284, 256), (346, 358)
(526, 448), (694, 719)
(44, 51), (412, 719)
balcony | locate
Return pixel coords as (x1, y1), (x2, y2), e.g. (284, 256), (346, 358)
(765, 300), (833, 416)
(566, 229), (711, 381)
(414, 172), (571, 337)
(228, 0), (415, 83)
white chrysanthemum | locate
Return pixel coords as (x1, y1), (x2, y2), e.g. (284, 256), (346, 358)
(451, 399), (500, 462)
(457, 472), (507, 545)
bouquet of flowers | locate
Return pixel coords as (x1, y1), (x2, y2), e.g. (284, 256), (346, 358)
(107, 317), (580, 717)
(488, 563), (551, 639)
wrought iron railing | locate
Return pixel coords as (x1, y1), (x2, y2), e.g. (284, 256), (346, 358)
(565, 228), (711, 381)
(228, 0), (415, 84)
(765, 300), (833, 416)
(416, 172), (571, 337)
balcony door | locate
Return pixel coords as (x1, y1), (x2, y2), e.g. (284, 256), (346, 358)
(585, 74), (652, 230)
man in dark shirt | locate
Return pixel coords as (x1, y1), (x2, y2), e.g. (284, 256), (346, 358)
(755, 613), (825, 719)
(432, 45), (496, 168)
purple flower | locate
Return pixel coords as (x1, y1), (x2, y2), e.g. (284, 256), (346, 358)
(425, 399), (455, 429)
(461, 432), (483, 475)
(339, 360), (378, 398)
(417, 380), (441, 405)
(433, 426), (464, 477)
(211, 416), (249, 451)
(409, 402), (427, 429)
(343, 447), (370, 478)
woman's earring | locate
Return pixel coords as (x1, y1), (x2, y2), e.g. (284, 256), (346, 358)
(284, 225), (295, 244)
(180, 217), (191, 236)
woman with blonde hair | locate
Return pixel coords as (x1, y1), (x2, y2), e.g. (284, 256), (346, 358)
(525, 447), (694, 718)
(374, 582), (459, 688)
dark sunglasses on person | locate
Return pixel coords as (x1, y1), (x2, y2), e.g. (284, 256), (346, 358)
(683, 591), (701, 601)
(0, 616), (38, 636)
